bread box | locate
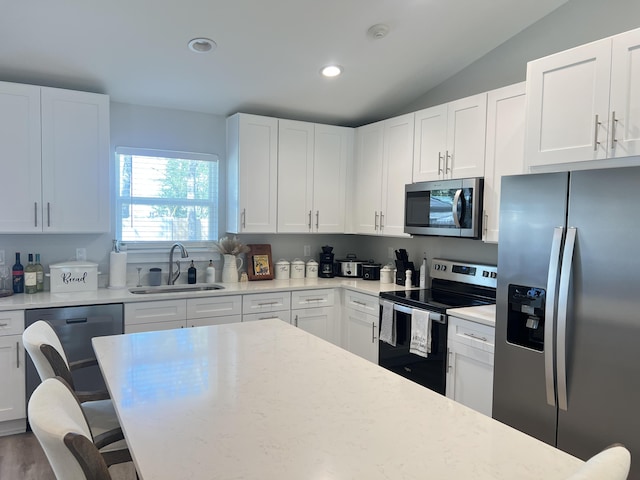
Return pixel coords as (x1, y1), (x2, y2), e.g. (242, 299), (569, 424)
(48, 261), (99, 293)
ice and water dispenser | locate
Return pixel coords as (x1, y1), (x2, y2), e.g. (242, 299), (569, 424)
(507, 285), (546, 351)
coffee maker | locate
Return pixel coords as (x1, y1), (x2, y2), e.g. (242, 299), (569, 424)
(319, 245), (335, 278)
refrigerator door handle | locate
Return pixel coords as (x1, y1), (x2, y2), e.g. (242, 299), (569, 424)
(544, 226), (565, 407)
(557, 227), (577, 411)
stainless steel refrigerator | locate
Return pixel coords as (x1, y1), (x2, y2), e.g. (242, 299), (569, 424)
(493, 166), (640, 478)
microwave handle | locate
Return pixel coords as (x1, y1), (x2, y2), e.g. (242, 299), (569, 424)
(452, 189), (462, 228)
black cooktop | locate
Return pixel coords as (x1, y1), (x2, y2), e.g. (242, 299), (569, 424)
(379, 284), (495, 312)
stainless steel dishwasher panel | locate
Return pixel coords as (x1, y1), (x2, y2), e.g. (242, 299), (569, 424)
(24, 303), (124, 403)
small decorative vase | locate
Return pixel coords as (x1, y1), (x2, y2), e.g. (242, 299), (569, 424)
(222, 254), (243, 283)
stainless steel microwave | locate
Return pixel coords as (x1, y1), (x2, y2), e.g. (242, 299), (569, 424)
(404, 178), (483, 238)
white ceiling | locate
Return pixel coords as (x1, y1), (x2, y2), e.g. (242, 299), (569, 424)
(2, 0), (569, 126)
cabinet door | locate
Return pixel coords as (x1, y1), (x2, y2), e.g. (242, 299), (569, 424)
(0, 336), (26, 422)
(242, 291), (291, 314)
(446, 344), (494, 417)
(0, 82), (42, 233)
(187, 296), (242, 320)
(292, 306), (335, 344)
(483, 83), (526, 243)
(277, 120), (314, 233)
(381, 113), (414, 237)
(124, 300), (186, 332)
(228, 114), (278, 233)
(446, 93), (487, 179)
(525, 38), (612, 167)
(610, 28), (640, 158)
(413, 104), (447, 182)
(342, 308), (378, 364)
(41, 87), (110, 233)
(125, 320), (186, 334)
(354, 121), (384, 234)
(313, 124), (352, 233)
(189, 315), (241, 328)
(242, 311), (291, 323)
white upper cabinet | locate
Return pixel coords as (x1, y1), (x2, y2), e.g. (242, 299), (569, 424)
(525, 27), (640, 167)
(227, 113), (279, 233)
(277, 120), (352, 233)
(413, 93), (487, 182)
(354, 113), (414, 237)
(483, 83), (526, 243)
(0, 82), (109, 233)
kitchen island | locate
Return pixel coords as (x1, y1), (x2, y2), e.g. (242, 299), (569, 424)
(93, 319), (583, 479)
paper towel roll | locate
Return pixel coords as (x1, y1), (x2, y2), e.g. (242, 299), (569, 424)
(109, 251), (128, 289)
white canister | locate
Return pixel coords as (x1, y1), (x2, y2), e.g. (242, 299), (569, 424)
(380, 264), (395, 284)
(290, 258), (306, 279)
(275, 259), (290, 280)
(305, 259), (318, 278)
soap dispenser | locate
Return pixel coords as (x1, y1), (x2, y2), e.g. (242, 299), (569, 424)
(188, 261), (197, 284)
(206, 260), (216, 283)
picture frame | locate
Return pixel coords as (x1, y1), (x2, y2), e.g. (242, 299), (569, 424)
(247, 244), (274, 281)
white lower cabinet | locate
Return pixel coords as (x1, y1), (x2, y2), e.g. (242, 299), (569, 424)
(242, 291), (291, 323)
(0, 310), (26, 436)
(291, 289), (336, 344)
(341, 290), (379, 363)
(446, 316), (495, 416)
(125, 297), (242, 333)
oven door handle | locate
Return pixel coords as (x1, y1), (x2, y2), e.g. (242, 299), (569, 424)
(387, 303), (445, 324)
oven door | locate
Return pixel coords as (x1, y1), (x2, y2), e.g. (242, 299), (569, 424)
(404, 178), (482, 238)
(378, 303), (448, 394)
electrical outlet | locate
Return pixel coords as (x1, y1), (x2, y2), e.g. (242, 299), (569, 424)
(76, 248), (87, 261)
(0, 250), (4, 265)
(303, 245), (311, 257)
(388, 247), (394, 259)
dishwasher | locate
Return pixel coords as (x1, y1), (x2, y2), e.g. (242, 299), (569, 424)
(24, 303), (124, 405)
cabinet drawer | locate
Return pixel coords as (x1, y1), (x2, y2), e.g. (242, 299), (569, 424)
(187, 295), (242, 319)
(343, 290), (379, 315)
(242, 292), (291, 313)
(448, 316), (495, 353)
(243, 311), (292, 323)
(125, 300), (187, 326)
(291, 289), (334, 309)
(0, 311), (24, 336)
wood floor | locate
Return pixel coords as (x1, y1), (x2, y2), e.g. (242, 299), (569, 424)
(0, 432), (135, 479)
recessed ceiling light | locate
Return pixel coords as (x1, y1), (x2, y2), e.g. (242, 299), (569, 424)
(188, 38), (217, 53)
(321, 65), (343, 78)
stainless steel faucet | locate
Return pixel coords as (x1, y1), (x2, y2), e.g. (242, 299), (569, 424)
(168, 243), (189, 285)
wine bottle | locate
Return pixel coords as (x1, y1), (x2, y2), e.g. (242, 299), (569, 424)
(25, 254), (37, 294)
(187, 260), (197, 284)
(12, 252), (24, 294)
(35, 253), (44, 292)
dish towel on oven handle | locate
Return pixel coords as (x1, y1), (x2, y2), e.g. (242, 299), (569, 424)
(409, 308), (432, 357)
(379, 300), (396, 346)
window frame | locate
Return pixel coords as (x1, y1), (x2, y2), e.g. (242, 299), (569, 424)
(114, 146), (220, 253)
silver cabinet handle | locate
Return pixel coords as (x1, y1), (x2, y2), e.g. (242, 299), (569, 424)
(352, 300), (367, 307)
(438, 152), (443, 174)
(445, 150), (451, 173)
(593, 114), (601, 151)
(0, 322), (8, 327)
(483, 210), (488, 236)
(294, 314), (298, 327)
(258, 315), (280, 321)
(371, 322), (376, 343)
(545, 226), (564, 407)
(315, 210), (319, 230)
(241, 208), (246, 229)
(462, 332), (487, 342)
(611, 111), (618, 149)
(303, 298), (324, 303)
(17, 342), (20, 368)
(34, 202), (38, 227)
(379, 211), (384, 230)
(47, 202), (51, 227)
(447, 348), (452, 372)
(257, 301), (279, 307)
(374, 211), (379, 230)
(308, 210), (312, 230)
(557, 227), (576, 412)
(451, 189), (462, 228)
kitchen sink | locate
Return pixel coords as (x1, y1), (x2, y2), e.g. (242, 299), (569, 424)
(128, 284), (225, 295)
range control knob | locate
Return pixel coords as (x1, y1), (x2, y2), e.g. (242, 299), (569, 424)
(482, 271), (489, 277)
(490, 272), (497, 279)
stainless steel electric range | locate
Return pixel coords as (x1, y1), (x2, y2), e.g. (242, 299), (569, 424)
(378, 258), (497, 394)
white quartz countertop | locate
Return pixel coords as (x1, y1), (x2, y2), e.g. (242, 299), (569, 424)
(0, 278), (404, 311)
(447, 304), (496, 327)
(93, 319), (582, 479)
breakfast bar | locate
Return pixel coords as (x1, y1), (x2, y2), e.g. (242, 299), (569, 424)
(92, 319), (583, 479)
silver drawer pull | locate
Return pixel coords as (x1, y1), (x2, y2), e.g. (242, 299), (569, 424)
(304, 298), (324, 302)
(463, 332), (488, 342)
(257, 301), (279, 306)
(352, 300), (367, 306)
(259, 315), (280, 321)
(0, 323), (8, 327)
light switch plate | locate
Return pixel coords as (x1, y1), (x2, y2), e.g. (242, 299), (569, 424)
(304, 245), (311, 257)
(388, 247), (394, 259)
(76, 248), (87, 261)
